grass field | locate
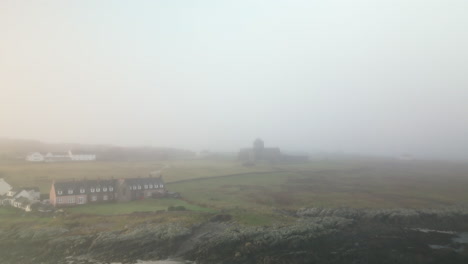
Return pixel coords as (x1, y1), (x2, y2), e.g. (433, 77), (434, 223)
(168, 160), (468, 210)
(0, 159), (281, 194)
(67, 198), (214, 215)
(0, 207), (16, 216)
(2, 158), (468, 226)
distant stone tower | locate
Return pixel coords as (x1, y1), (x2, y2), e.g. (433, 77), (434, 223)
(253, 138), (264, 149)
(253, 138), (264, 161)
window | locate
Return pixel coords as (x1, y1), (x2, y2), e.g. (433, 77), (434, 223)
(68, 189), (73, 194)
(91, 188), (95, 193)
(80, 188), (85, 193)
(58, 197), (63, 203)
(149, 184), (153, 189)
(133, 185), (137, 190)
(109, 186), (114, 191)
(144, 185), (148, 189)
(160, 184), (164, 188)
(96, 187), (100, 192)
(103, 195), (108, 201)
(103, 187), (107, 192)
(57, 190), (63, 195)
(146, 192), (152, 197)
(77, 197), (85, 204)
(138, 185), (142, 190)
(91, 195), (97, 201)
(69, 197), (75, 203)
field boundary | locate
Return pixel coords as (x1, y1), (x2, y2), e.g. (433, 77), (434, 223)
(167, 167), (367, 185)
(167, 170), (286, 184)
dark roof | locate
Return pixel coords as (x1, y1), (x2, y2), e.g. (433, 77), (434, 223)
(21, 187), (40, 192)
(124, 177), (164, 186)
(53, 177), (164, 196)
(47, 152), (69, 155)
(71, 150), (96, 155)
(54, 179), (116, 196)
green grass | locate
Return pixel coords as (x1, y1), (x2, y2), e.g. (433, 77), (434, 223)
(0, 207), (16, 216)
(0, 207), (56, 228)
(168, 160), (468, 211)
(0, 158), (354, 194)
(66, 198), (215, 215)
(0, 161), (169, 193)
(0, 159), (283, 194)
(2, 158), (468, 227)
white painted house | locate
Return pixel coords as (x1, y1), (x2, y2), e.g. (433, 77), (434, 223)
(11, 197), (40, 212)
(26, 151), (96, 162)
(0, 178), (12, 196)
(44, 152), (72, 162)
(26, 152), (45, 162)
(6, 189), (17, 197)
(13, 187), (41, 201)
(70, 151), (97, 161)
(4, 187), (41, 212)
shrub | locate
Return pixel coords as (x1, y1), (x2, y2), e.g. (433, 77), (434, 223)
(167, 205), (187, 211)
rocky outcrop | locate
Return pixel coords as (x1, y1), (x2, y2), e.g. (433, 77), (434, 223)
(296, 207), (468, 229)
(184, 217), (353, 264)
(0, 223), (192, 264)
(1, 208), (468, 264)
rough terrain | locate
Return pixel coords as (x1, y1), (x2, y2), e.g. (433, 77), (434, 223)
(1, 208), (468, 264)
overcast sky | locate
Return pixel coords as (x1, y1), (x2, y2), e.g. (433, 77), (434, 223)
(1, 0), (467, 159)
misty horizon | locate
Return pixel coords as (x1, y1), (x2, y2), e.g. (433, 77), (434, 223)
(1, 0), (467, 160)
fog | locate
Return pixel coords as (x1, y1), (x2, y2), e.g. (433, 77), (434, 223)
(1, 0), (467, 159)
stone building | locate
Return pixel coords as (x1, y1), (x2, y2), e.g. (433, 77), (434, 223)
(115, 177), (166, 202)
(49, 176), (166, 207)
(49, 179), (116, 207)
(238, 139), (308, 164)
(238, 139), (282, 163)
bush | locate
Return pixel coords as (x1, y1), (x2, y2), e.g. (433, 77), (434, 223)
(167, 205), (187, 211)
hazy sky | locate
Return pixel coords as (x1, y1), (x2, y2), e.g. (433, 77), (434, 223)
(1, 0), (467, 159)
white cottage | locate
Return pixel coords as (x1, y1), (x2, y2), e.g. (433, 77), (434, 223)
(13, 187), (41, 201)
(26, 150), (96, 162)
(44, 152), (72, 162)
(0, 178), (12, 196)
(7, 187), (41, 212)
(70, 151), (97, 161)
(26, 152), (45, 162)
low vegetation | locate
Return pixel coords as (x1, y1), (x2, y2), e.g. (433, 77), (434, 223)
(0, 159), (277, 194)
(168, 160), (468, 211)
(1, 158), (468, 227)
(67, 198), (214, 215)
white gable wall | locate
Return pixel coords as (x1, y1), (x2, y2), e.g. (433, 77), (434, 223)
(71, 154), (96, 161)
(26, 152), (45, 162)
(0, 178), (12, 196)
(14, 189), (40, 201)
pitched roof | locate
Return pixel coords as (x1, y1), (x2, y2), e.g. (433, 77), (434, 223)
(71, 150), (96, 155)
(53, 179), (116, 196)
(124, 177), (164, 186)
(27, 152), (45, 155)
(19, 187), (40, 192)
(46, 152), (70, 156)
(52, 177), (164, 196)
(0, 178), (12, 196)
